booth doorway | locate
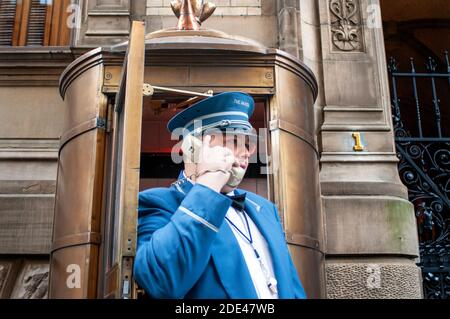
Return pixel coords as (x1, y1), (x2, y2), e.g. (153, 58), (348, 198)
(139, 95), (270, 198)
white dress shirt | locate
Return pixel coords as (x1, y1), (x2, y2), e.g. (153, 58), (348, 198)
(224, 195), (279, 299)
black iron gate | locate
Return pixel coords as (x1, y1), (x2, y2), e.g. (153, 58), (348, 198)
(388, 52), (450, 299)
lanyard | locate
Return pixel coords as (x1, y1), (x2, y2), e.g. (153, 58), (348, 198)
(225, 211), (278, 295)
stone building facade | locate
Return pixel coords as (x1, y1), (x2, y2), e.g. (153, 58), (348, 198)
(0, 0), (448, 299)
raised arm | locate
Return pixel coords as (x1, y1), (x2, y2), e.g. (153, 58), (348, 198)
(134, 184), (232, 298)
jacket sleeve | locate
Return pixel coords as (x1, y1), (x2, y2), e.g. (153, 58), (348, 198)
(133, 183), (232, 298)
(271, 202), (307, 299)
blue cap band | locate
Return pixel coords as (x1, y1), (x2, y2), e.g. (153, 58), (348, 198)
(167, 92), (255, 137)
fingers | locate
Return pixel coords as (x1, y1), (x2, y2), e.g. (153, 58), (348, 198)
(197, 135), (235, 173)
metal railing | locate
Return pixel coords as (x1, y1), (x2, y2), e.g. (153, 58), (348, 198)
(388, 51), (450, 299)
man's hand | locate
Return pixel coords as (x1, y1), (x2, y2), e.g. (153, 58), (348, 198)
(195, 135), (236, 193)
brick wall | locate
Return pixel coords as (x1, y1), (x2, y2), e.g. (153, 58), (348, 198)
(146, 0), (262, 16)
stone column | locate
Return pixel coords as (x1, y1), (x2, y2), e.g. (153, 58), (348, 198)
(277, 0), (302, 59)
(77, 0), (132, 46)
(130, 0), (147, 22)
(300, 0), (423, 298)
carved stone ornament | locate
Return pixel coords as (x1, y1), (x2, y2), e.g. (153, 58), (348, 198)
(11, 263), (49, 299)
(0, 263), (9, 294)
(329, 0), (363, 52)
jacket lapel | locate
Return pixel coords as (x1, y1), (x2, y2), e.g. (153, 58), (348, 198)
(211, 223), (258, 298)
(235, 189), (295, 298)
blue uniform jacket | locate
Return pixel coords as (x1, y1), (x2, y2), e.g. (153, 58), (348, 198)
(134, 172), (306, 299)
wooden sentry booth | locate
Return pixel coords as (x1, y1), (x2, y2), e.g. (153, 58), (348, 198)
(49, 22), (324, 298)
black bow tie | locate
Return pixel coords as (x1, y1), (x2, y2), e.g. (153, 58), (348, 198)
(225, 193), (247, 211)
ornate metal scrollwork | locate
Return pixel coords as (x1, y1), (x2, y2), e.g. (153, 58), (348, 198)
(389, 52), (450, 299)
(395, 126), (450, 300)
(396, 139), (450, 238)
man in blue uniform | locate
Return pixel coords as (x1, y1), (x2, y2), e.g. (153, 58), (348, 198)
(134, 92), (306, 299)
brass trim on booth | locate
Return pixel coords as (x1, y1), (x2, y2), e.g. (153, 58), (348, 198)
(269, 119), (319, 156)
(285, 232), (323, 252)
(59, 47), (104, 99)
(51, 232), (102, 253)
(59, 117), (106, 152)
